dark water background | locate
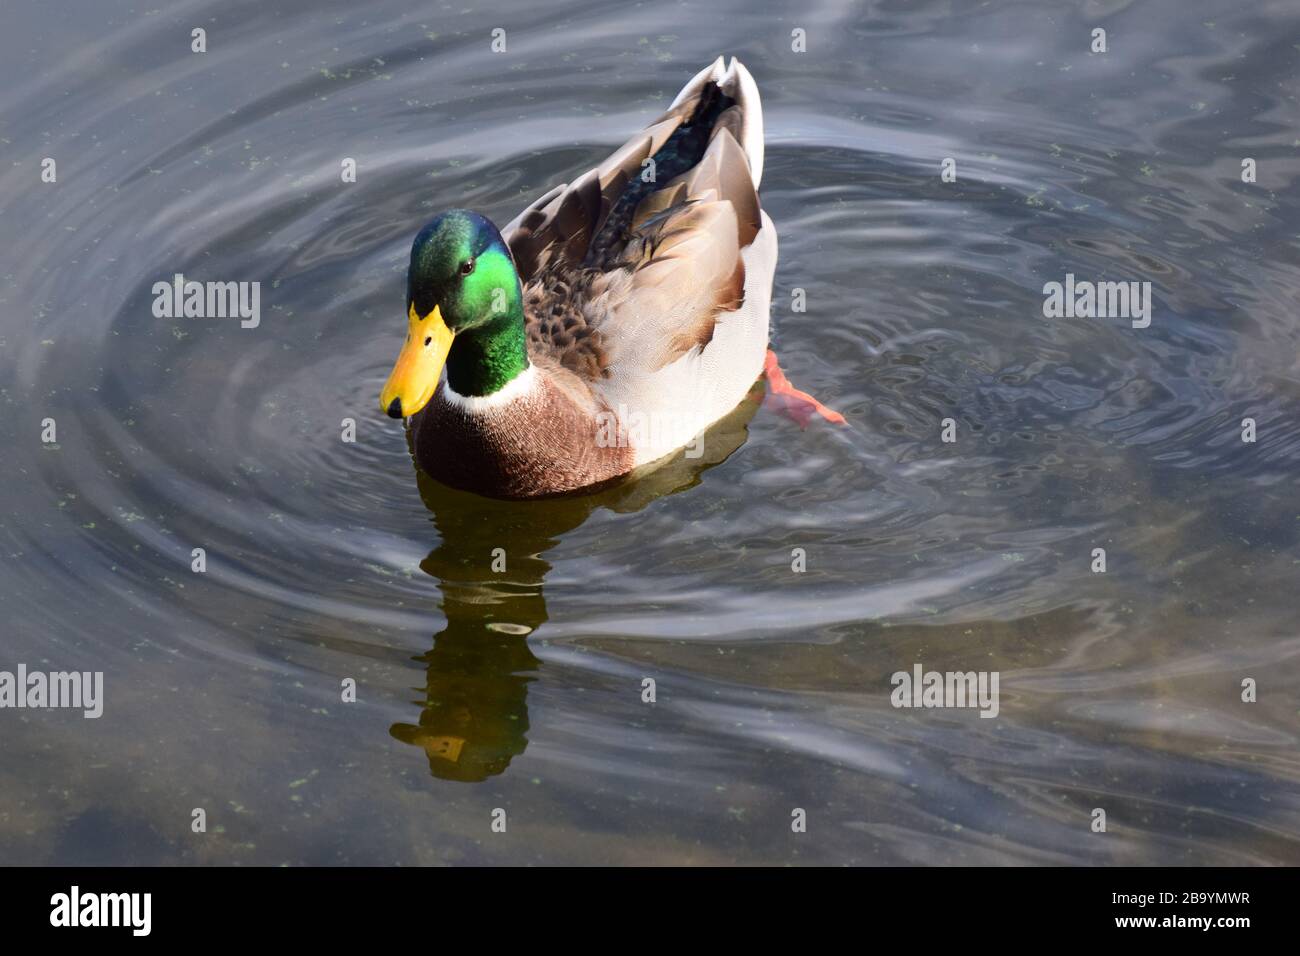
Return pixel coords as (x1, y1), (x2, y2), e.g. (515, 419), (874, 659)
(2, 0), (1298, 864)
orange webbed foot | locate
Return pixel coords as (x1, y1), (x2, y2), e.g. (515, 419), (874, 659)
(763, 349), (846, 428)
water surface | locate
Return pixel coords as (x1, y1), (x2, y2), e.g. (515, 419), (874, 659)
(2, 0), (1299, 865)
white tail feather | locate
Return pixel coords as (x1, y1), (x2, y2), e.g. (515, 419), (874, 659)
(669, 56), (764, 189)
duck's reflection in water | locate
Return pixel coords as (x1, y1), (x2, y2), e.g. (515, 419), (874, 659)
(390, 384), (763, 781)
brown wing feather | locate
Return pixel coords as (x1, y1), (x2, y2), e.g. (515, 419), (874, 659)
(685, 129), (761, 249)
(523, 272), (610, 381)
(610, 127), (761, 369)
(503, 63), (762, 378)
(502, 108), (695, 282)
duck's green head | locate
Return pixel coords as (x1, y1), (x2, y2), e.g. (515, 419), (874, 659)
(380, 209), (527, 418)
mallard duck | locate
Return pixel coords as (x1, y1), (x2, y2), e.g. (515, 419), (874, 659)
(380, 56), (781, 499)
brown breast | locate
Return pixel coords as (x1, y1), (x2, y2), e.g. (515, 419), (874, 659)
(411, 369), (636, 499)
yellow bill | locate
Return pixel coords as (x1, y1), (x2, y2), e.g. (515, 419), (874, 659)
(422, 735), (466, 763)
(381, 303), (454, 418)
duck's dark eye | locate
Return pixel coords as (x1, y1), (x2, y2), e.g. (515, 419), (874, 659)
(459, 258), (475, 277)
